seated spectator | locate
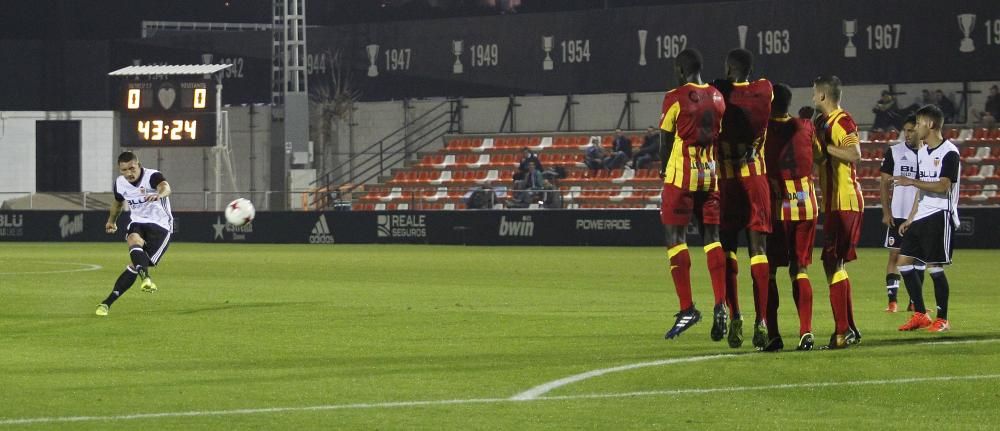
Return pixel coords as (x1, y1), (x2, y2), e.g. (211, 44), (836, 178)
(798, 106), (815, 120)
(512, 162), (545, 205)
(872, 90), (902, 131)
(513, 147), (542, 181)
(933, 89), (957, 123)
(973, 84), (999, 126)
(988, 85), (1000, 119)
(584, 137), (609, 171)
(632, 126), (661, 170)
(539, 170), (563, 209)
(465, 185), (497, 209)
(606, 128), (632, 170)
(918, 89), (933, 106)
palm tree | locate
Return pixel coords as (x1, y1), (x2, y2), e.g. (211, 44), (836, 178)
(310, 49), (361, 193)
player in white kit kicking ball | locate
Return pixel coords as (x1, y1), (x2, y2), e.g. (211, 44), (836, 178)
(96, 151), (173, 316)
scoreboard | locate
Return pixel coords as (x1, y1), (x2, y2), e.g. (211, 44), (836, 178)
(120, 79), (216, 147)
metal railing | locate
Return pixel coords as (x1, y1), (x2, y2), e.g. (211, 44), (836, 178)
(4, 183), (998, 212)
(1, 191), (300, 212)
(306, 99), (461, 210)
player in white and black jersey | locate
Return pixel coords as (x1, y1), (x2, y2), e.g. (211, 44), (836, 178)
(878, 114), (925, 313)
(96, 151), (173, 316)
(893, 105), (961, 333)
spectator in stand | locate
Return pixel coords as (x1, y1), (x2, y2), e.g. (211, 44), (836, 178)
(988, 85), (1000, 119)
(798, 106), (815, 120)
(632, 126), (661, 169)
(465, 185), (496, 209)
(872, 90), (902, 131)
(919, 89), (933, 106)
(933, 89), (957, 123)
(513, 147), (543, 181)
(584, 137), (609, 171)
(973, 84), (999, 127)
(512, 161), (545, 205)
(606, 128), (633, 169)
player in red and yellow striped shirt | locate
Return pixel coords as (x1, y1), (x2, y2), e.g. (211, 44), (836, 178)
(658, 49), (728, 341)
(710, 49), (773, 349)
(812, 75), (864, 349)
(763, 83), (818, 351)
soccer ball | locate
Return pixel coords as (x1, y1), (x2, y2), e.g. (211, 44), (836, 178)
(224, 198), (255, 226)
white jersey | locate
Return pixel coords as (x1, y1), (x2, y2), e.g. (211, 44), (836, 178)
(880, 143), (920, 219)
(913, 140), (961, 225)
(114, 168), (173, 232)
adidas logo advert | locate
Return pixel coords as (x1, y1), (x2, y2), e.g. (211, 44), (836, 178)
(309, 215), (336, 244)
(499, 215), (534, 237)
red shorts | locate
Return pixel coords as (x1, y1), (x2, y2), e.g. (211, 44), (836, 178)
(719, 176), (772, 234)
(660, 185), (721, 226)
(767, 219), (817, 268)
(822, 210), (862, 264)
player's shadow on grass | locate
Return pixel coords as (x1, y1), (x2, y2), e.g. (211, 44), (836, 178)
(174, 301), (309, 315)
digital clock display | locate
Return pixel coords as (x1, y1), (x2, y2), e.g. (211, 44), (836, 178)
(119, 79), (217, 147)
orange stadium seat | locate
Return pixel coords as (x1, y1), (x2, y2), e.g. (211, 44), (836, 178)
(962, 165), (980, 179)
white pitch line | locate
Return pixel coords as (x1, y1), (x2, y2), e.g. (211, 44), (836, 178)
(509, 354), (734, 400)
(511, 337), (1000, 400)
(0, 262), (103, 275)
(539, 374), (1000, 401)
(2, 374), (998, 426)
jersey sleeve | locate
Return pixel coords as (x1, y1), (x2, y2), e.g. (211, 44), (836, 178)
(831, 116), (860, 147)
(149, 172), (166, 189)
(879, 149), (894, 175)
(659, 92), (680, 133)
(940, 151), (960, 183)
(113, 181), (124, 202)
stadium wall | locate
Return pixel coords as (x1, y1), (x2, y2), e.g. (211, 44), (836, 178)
(0, 106), (274, 209)
(0, 111), (114, 198)
(2, 209), (995, 249)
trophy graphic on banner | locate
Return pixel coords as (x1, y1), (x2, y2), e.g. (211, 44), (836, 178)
(452, 40), (464, 74)
(542, 36), (554, 71)
(637, 30), (648, 66)
(958, 13), (976, 53)
(737, 25), (748, 49)
(842, 19), (858, 58)
(366, 44), (380, 77)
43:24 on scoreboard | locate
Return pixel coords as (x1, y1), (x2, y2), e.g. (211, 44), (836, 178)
(119, 79), (217, 147)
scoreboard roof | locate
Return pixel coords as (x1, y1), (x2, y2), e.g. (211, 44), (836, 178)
(108, 64), (233, 76)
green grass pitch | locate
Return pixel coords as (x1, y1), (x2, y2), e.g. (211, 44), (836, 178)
(1, 243), (999, 429)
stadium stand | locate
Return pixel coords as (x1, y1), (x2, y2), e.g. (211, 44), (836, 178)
(342, 127), (1000, 211)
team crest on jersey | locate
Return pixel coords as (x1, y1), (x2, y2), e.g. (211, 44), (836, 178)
(139, 187), (147, 194)
(933, 158), (940, 167)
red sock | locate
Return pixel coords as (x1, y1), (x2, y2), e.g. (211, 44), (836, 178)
(845, 277), (857, 330)
(829, 270), (850, 333)
(793, 274), (813, 336)
(750, 255), (770, 323)
(704, 242), (727, 305)
(725, 252), (740, 316)
(765, 277), (779, 336)
(668, 244), (693, 310)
